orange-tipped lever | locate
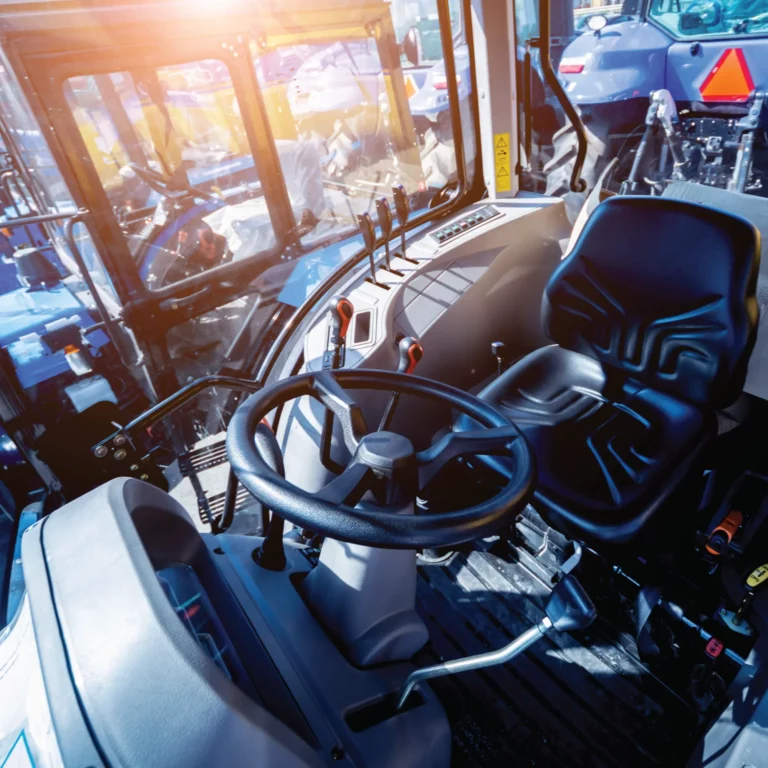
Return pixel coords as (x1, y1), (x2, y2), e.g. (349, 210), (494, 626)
(379, 337), (423, 431)
(322, 295), (354, 371)
(320, 295), (354, 473)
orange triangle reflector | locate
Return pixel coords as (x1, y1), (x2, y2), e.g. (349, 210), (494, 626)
(700, 48), (754, 103)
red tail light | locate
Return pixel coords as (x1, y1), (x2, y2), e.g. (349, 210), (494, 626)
(433, 74), (462, 90)
(559, 57), (586, 74)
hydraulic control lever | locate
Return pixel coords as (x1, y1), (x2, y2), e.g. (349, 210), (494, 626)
(392, 185), (418, 264)
(378, 336), (423, 431)
(719, 562), (768, 636)
(491, 341), (506, 378)
(322, 295), (354, 371)
(376, 197), (402, 275)
(320, 296), (354, 473)
(397, 574), (596, 709)
(358, 213), (388, 288)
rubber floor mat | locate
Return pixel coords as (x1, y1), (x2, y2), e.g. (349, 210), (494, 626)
(414, 549), (698, 767)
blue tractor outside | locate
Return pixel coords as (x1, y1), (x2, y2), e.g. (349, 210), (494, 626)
(535, 0), (768, 208)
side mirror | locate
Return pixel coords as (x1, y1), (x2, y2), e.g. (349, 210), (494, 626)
(587, 14), (608, 31)
(402, 26), (423, 67)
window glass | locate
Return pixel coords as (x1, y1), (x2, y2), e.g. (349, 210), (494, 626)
(252, 0), (474, 259)
(160, 1), (475, 408)
(518, 0), (768, 219)
(64, 60), (272, 290)
(649, 0), (768, 38)
(0, 57), (75, 213)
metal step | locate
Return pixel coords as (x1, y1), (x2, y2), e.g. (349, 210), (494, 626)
(178, 438), (229, 476)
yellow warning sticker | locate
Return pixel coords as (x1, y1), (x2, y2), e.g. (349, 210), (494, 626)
(404, 74), (418, 100)
(494, 132), (511, 193)
(747, 564), (768, 589)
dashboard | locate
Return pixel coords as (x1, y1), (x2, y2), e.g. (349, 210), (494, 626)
(302, 196), (569, 382)
(276, 195), (570, 489)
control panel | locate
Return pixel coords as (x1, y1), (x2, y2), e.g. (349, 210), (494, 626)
(431, 205), (500, 245)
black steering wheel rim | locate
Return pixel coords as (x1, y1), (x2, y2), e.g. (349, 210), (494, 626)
(128, 162), (213, 201)
(227, 369), (535, 549)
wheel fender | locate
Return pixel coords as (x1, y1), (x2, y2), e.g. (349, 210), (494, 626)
(559, 20), (671, 106)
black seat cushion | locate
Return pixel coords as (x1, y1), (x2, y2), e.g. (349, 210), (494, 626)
(544, 196), (760, 408)
(472, 346), (716, 545)
(467, 197), (760, 546)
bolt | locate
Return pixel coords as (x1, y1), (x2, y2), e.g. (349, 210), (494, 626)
(113, 434), (127, 447)
(129, 464), (139, 472)
(94, 445), (108, 459)
(113, 449), (127, 461)
(140, 474), (149, 481)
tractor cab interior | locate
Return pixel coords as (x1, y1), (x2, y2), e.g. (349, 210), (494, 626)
(4, 1), (768, 767)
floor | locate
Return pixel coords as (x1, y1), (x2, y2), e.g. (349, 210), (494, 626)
(415, 545), (697, 767)
(171, 433), (699, 767)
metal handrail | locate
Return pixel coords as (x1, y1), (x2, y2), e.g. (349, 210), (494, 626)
(539, 0), (588, 193)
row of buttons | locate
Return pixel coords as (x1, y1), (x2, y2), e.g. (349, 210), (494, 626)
(431, 205), (500, 245)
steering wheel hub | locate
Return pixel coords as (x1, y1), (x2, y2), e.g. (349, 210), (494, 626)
(357, 431), (415, 472)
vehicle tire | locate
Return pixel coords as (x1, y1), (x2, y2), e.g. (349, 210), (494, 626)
(544, 116), (611, 219)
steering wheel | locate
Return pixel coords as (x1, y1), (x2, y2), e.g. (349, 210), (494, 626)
(127, 163), (215, 201)
(227, 369), (534, 549)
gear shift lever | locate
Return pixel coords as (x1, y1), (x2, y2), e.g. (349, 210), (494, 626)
(392, 185), (418, 264)
(376, 196), (402, 275)
(378, 336), (423, 431)
(491, 341), (506, 377)
(397, 574), (596, 710)
(358, 212), (387, 288)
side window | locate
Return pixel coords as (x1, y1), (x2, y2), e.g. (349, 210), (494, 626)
(648, 0), (768, 38)
(64, 60), (271, 290)
(252, 0), (474, 251)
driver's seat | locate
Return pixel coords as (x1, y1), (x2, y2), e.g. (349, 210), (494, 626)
(472, 197), (760, 547)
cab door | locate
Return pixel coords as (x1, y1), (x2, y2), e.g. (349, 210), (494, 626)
(13, 11), (295, 399)
(7, 0), (465, 433)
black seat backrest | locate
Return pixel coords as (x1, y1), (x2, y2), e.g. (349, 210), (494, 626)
(543, 196), (760, 408)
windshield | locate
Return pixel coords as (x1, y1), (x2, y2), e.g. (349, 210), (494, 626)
(0, 0), (476, 607)
(649, 0), (768, 37)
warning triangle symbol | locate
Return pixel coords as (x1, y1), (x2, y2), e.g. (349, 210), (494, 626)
(497, 166), (509, 177)
(495, 136), (508, 149)
(700, 48), (754, 103)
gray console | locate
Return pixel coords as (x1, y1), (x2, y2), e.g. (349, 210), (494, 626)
(279, 195), (569, 487)
(19, 478), (449, 767)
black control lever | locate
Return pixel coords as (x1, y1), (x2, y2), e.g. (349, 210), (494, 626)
(378, 336), (423, 431)
(376, 197), (402, 275)
(392, 185), (418, 264)
(491, 341), (506, 378)
(357, 212), (388, 288)
(321, 296), (354, 473)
